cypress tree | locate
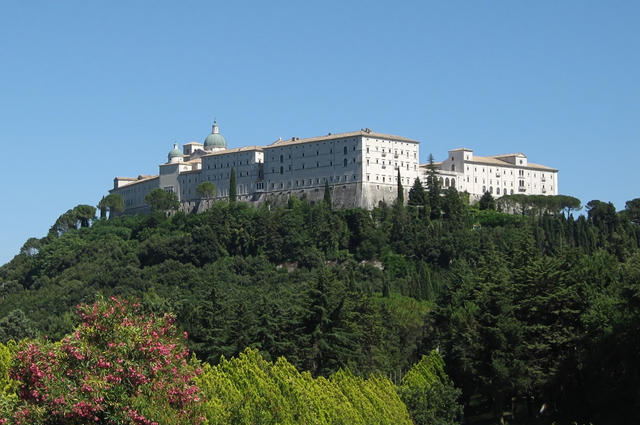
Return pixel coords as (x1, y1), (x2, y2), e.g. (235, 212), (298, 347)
(425, 154), (441, 219)
(323, 180), (331, 207)
(229, 167), (237, 203)
(396, 168), (404, 205)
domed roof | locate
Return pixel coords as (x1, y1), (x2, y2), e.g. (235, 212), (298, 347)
(204, 121), (227, 149)
(168, 143), (184, 160)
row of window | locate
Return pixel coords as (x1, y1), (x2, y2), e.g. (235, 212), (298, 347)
(365, 146), (417, 159)
(270, 158), (357, 174)
(459, 165), (554, 180)
(365, 175), (412, 184)
(267, 175), (359, 190)
(366, 158), (418, 171)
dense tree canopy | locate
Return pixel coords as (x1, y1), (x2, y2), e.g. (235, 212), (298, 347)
(1, 191), (639, 424)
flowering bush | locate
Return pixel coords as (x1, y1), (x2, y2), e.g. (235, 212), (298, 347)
(0, 297), (205, 425)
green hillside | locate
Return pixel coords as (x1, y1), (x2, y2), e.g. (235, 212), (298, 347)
(1, 190), (640, 424)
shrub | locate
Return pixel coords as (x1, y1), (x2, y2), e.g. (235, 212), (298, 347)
(1, 297), (204, 425)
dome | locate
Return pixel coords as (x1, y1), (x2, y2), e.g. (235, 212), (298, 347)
(168, 143), (184, 160)
(204, 121), (227, 150)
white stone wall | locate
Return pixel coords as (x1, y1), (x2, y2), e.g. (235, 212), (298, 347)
(200, 149), (264, 199)
(110, 177), (159, 212)
(423, 149), (559, 201)
(263, 136), (362, 193)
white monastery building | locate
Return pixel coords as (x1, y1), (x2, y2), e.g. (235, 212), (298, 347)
(423, 148), (559, 202)
(110, 122), (558, 213)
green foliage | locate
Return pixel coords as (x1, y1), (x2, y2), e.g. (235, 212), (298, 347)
(408, 177), (427, 207)
(229, 167), (237, 202)
(397, 168), (404, 205)
(0, 310), (35, 344)
(497, 194), (582, 217)
(624, 197), (640, 225)
(478, 191), (495, 210)
(2, 191), (640, 424)
(323, 180), (332, 207)
(49, 204), (97, 236)
(0, 342), (17, 421)
(196, 181), (216, 199)
(196, 348), (413, 425)
(425, 154), (441, 219)
(399, 350), (462, 425)
(98, 193), (125, 219)
(145, 188), (180, 211)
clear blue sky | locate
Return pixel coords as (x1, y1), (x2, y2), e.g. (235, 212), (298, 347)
(1, 1), (638, 264)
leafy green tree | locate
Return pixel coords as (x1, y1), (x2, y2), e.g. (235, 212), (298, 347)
(555, 194), (581, 217)
(399, 350), (462, 425)
(229, 167), (237, 202)
(48, 205), (96, 236)
(97, 193), (124, 219)
(0, 310), (35, 344)
(478, 191), (495, 210)
(145, 188), (180, 211)
(196, 181), (216, 199)
(73, 204), (96, 228)
(624, 197), (640, 225)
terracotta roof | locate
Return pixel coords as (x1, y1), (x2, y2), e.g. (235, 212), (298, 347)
(112, 175), (159, 188)
(468, 155), (557, 171)
(266, 130), (418, 148)
(491, 153), (526, 158)
(526, 162), (557, 171)
(202, 146), (264, 157)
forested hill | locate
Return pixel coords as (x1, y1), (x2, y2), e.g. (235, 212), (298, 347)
(2, 190), (640, 424)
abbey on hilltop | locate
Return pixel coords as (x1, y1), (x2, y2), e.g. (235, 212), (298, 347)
(110, 122), (558, 213)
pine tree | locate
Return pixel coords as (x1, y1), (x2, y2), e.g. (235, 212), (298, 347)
(408, 178), (426, 207)
(229, 167), (237, 202)
(396, 168), (404, 205)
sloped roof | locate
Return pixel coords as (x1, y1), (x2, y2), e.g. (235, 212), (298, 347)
(266, 130), (418, 148)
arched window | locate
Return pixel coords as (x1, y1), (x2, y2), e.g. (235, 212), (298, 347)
(343, 146), (348, 155)
(510, 189), (514, 195)
(483, 185), (486, 193)
(496, 187), (500, 195)
(489, 186), (493, 194)
(439, 177), (444, 185)
(451, 164), (455, 171)
(451, 178), (455, 188)
(280, 154), (283, 163)
(343, 158), (347, 167)
(445, 177), (450, 187)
